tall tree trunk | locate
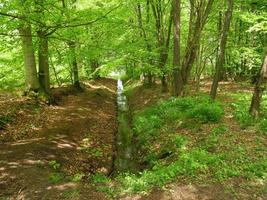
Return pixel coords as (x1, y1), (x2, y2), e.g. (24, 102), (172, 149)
(68, 41), (81, 89)
(172, 0), (183, 96)
(38, 30), (51, 95)
(249, 55), (267, 118)
(210, 0), (233, 100)
(136, 3), (153, 86)
(150, 1), (172, 92)
(19, 24), (40, 93)
(180, 0), (215, 93)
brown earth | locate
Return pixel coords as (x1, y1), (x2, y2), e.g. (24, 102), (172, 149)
(0, 78), (117, 200)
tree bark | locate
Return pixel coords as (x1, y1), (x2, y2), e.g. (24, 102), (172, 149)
(172, 0), (183, 96)
(180, 0), (215, 93)
(210, 0), (233, 100)
(19, 24), (40, 93)
(249, 55), (267, 118)
(136, 3), (153, 86)
(150, 1), (173, 92)
(38, 30), (51, 95)
(68, 41), (81, 89)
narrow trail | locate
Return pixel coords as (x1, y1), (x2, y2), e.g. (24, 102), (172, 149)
(0, 79), (117, 200)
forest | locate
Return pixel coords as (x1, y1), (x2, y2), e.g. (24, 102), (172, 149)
(0, 0), (266, 199)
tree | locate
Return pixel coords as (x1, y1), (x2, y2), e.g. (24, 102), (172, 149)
(210, 0), (234, 100)
(150, 0), (173, 92)
(181, 0), (215, 88)
(172, 0), (183, 96)
(249, 54), (267, 118)
(19, 23), (40, 93)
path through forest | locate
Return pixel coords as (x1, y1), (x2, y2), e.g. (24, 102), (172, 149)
(0, 79), (117, 200)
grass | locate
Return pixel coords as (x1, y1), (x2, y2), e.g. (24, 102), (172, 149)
(88, 90), (266, 199)
(98, 93), (266, 197)
(229, 92), (267, 138)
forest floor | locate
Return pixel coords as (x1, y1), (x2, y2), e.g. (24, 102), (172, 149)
(0, 79), (266, 200)
(120, 80), (266, 200)
(0, 78), (117, 200)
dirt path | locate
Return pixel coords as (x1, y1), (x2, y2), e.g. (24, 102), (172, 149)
(0, 79), (117, 200)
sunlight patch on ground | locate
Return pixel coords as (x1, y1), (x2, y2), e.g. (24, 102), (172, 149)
(84, 82), (116, 93)
(46, 182), (78, 191)
(10, 137), (45, 146)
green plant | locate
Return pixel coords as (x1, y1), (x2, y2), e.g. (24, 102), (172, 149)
(49, 172), (65, 184)
(212, 124), (229, 135)
(230, 94), (255, 128)
(259, 119), (267, 133)
(233, 106), (254, 128)
(49, 160), (61, 170)
(244, 159), (267, 178)
(173, 135), (188, 149)
(117, 149), (222, 194)
(92, 173), (111, 184)
(0, 111), (15, 129)
(72, 172), (85, 182)
(188, 102), (224, 123)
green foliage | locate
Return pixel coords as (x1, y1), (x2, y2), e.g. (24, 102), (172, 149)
(49, 172), (65, 184)
(188, 102), (224, 123)
(48, 160), (64, 183)
(212, 124), (229, 135)
(117, 149), (222, 194)
(134, 95), (224, 137)
(49, 160), (61, 170)
(92, 173), (111, 184)
(71, 172), (85, 182)
(259, 119), (267, 133)
(244, 159), (267, 178)
(172, 135), (188, 149)
(230, 93), (255, 128)
(0, 115), (12, 129)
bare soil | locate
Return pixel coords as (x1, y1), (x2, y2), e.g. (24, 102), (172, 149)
(0, 78), (117, 200)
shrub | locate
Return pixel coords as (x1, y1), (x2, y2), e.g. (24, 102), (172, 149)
(188, 102), (224, 123)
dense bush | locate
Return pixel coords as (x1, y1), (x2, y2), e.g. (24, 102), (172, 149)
(188, 102), (224, 122)
(134, 95), (224, 136)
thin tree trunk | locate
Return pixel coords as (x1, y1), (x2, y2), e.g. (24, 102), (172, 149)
(249, 55), (267, 118)
(172, 0), (183, 96)
(38, 30), (51, 95)
(136, 3), (153, 86)
(19, 24), (40, 93)
(210, 0), (233, 100)
(49, 54), (61, 87)
(68, 41), (81, 89)
(150, 1), (173, 92)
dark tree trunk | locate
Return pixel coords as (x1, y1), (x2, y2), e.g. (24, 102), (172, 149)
(38, 30), (51, 95)
(210, 0), (233, 100)
(249, 55), (267, 118)
(68, 41), (81, 89)
(172, 0), (183, 96)
(180, 0), (215, 92)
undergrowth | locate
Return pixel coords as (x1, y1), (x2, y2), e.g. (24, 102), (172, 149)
(93, 93), (266, 198)
(230, 92), (267, 133)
